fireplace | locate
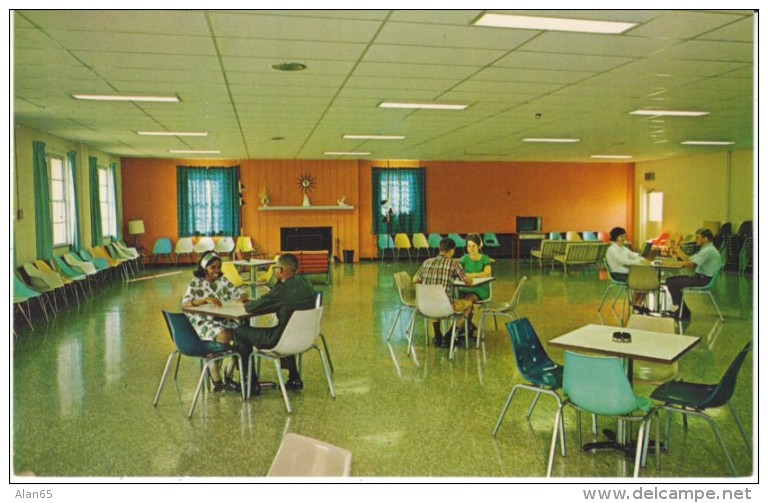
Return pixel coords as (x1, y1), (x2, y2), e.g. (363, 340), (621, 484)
(280, 227), (333, 256)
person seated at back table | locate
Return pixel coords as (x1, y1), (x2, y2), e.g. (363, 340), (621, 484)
(182, 252), (248, 393)
(457, 233), (492, 335)
(663, 228), (722, 320)
(605, 227), (651, 313)
(233, 253), (315, 395)
(413, 238), (474, 348)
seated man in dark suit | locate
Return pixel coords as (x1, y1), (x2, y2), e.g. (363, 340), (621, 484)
(234, 253), (315, 394)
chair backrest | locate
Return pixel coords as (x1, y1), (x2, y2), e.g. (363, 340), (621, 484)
(597, 230), (611, 242)
(582, 231), (598, 241)
(627, 264), (660, 292)
(269, 307), (323, 355)
(14, 275), (42, 299)
(378, 234), (395, 249)
(194, 237), (215, 253)
(626, 314), (675, 333)
(563, 352), (644, 415)
(236, 236), (255, 253)
(691, 263), (724, 291)
(393, 271), (416, 306)
(506, 318), (562, 389)
(483, 232), (500, 246)
(162, 310), (227, 357)
(736, 220), (752, 237)
(549, 232), (562, 240)
(505, 276), (528, 309)
(565, 231), (582, 241)
(412, 233), (429, 249)
(153, 238), (173, 254)
(52, 256), (83, 279)
(718, 222), (732, 237)
(427, 233), (443, 248)
(394, 233), (411, 249)
(267, 432), (352, 477)
(175, 237), (194, 253)
(448, 233), (466, 247)
(220, 262), (245, 287)
(215, 236), (235, 253)
(603, 259), (627, 285)
(415, 284), (454, 318)
(703, 342), (752, 409)
(34, 259), (56, 275)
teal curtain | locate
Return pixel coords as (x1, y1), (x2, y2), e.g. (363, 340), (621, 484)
(67, 151), (82, 251)
(111, 162), (122, 241)
(177, 166), (240, 237)
(371, 167), (427, 235)
(88, 156), (103, 246)
(33, 141), (53, 259)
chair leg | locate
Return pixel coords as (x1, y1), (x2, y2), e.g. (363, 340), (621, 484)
(189, 359), (214, 418)
(153, 351), (177, 406)
(547, 405), (564, 477)
(314, 345), (336, 398)
(492, 386), (520, 436)
(318, 333), (334, 374)
(727, 402), (752, 450)
(273, 358), (292, 413)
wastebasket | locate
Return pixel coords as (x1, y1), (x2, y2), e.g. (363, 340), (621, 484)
(343, 250), (354, 263)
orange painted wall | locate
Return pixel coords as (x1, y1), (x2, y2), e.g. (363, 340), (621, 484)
(122, 158), (633, 260)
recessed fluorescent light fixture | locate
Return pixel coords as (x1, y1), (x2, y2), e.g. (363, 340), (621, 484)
(169, 150), (221, 154)
(324, 151), (371, 156)
(343, 135), (405, 140)
(73, 94), (180, 102)
(379, 102), (468, 110)
(522, 138), (580, 143)
(681, 140), (735, 146)
(591, 155), (633, 159)
(630, 109), (709, 117)
(472, 13), (637, 34)
(138, 131), (208, 136)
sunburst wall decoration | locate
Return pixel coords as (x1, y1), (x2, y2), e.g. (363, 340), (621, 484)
(296, 173), (316, 193)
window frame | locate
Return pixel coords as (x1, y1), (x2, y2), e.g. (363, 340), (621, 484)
(48, 153), (69, 247)
(98, 165), (117, 239)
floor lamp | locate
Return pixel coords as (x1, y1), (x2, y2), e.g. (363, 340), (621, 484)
(128, 219), (145, 248)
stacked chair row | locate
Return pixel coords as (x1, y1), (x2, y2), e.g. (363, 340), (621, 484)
(378, 232), (501, 261)
(13, 241), (142, 332)
(151, 236), (259, 265)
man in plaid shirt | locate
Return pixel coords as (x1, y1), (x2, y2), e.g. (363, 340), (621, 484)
(413, 238), (474, 347)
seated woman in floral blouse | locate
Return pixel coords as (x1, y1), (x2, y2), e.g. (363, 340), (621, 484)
(182, 252), (247, 392)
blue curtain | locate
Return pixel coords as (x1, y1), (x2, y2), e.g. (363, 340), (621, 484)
(68, 151), (82, 251)
(88, 156), (103, 246)
(177, 166), (240, 237)
(111, 162), (121, 241)
(33, 141), (53, 259)
(371, 167), (427, 235)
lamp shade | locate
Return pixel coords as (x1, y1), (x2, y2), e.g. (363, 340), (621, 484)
(128, 219), (145, 235)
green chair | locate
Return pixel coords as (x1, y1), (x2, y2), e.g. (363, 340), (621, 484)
(598, 259), (628, 318)
(152, 237), (173, 264)
(427, 233), (443, 256)
(153, 311), (245, 418)
(377, 234), (395, 261)
(51, 256), (90, 295)
(493, 318), (565, 459)
(447, 233), (466, 252)
(13, 275), (46, 327)
(483, 232), (501, 257)
(680, 264), (725, 322)
(547, 352), (659, 478)
(650, 342), (752, 475)
(477, 277), (527, 348)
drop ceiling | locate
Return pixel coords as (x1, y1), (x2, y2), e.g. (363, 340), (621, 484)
(13, 9), (755, 162)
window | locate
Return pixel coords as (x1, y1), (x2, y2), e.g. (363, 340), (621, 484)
(177, 166), (240, 237)
(371, 168), (426, 234)
(99, 166), (117, 238)
(648, 191), (664, 223)
(49, 155), (68, 246)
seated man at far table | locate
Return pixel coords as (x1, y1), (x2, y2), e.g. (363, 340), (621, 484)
(663, 228), (722, 320)
(233, 253), (315, 395)
(413, 238), (474, 348)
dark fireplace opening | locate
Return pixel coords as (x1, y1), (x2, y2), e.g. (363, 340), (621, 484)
(280, 227), (333, 257)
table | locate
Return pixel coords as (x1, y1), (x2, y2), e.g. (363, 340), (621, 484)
(511, 233), (546, 260)
(233, 259), (275, 297)
(452, 276), (495, 299)
(549, 324), (700, 452)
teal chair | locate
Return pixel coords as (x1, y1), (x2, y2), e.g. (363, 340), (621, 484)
(152, 237), (173, 264)
(13, 275), (47, 327)
(447, 233), (466, 252)
(547, 352), (659, 477)
(582, 231), (598, 241)
(427, 233), (443, 256)
(482, 232), (501, 257)
(597, 259), (628, 318)
(153, 311), (245, 418)
(549, 232), (562, 240)
(493, 318), (565, 458)
(650, 342), (751, 475)
(377, 234), (395, 261)
(680, 264), (725, 323)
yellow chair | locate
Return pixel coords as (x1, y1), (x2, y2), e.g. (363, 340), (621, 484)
(394, 233), (412, 261)
(626, 315), (678, 383)
(235, 236), (255, 259)
(412, 233), (430, 261)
